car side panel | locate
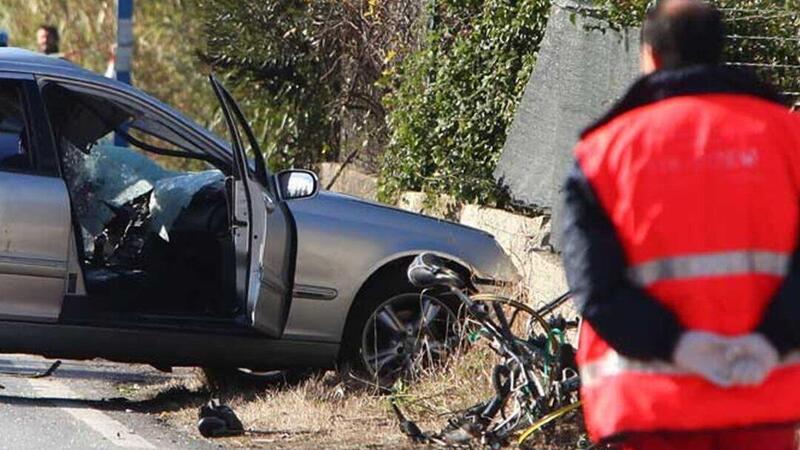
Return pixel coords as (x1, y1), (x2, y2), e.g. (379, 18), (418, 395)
(0, 320), (337, 369)
(282, 192), (516, 343)
(0, 172), (71, 321)
(254, 199), (295, 336)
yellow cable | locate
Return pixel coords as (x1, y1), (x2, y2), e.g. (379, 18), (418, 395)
(517, 401), (582, 446)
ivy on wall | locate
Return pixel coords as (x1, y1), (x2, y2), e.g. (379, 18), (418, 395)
(380, 0), (799, 207)
(379, 0), (551, 206)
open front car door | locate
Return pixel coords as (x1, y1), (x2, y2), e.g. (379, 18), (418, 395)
(210, 76), (290, 338)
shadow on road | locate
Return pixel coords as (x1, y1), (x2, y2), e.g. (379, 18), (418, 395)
(0, 366), (320, 417)
(0, 364), (163, 384)
(0, 384), (209, 413)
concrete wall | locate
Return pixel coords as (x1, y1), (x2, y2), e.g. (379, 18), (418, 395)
(459, 205), (566, 307)
(317, 162), (379, 201)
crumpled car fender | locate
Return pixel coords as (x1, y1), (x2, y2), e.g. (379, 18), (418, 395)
(280, 191), (519, 343)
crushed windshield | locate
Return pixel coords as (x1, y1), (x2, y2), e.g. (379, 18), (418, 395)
(62, 143), (224, 242)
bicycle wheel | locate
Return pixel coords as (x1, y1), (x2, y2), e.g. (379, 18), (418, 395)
(452, 295), (563, 439)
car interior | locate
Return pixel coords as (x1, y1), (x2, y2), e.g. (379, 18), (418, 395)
(42, 82), (241, 320)
(0, 81), (34, 172)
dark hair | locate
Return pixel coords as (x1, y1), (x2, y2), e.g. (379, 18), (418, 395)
(38, 24), (59, 42)
(642, 0), (725, 69)
(38, 24), (60, 54)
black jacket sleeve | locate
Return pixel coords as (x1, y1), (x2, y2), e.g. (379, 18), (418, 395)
(560, 162), (684, 362)
(757, 243), (800, 355)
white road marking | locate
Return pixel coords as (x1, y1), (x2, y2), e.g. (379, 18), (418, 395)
(28, 377), (156, 449)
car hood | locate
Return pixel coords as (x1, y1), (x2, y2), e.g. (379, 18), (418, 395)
(320, 191), (492, 236)
(288, 191), (519, 283)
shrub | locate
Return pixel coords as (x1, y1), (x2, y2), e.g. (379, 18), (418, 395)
(0, 0), (217, 132)
(192, 0), (423, 171)
(380, 0), (799, 206)
(379, 0), (550, 206)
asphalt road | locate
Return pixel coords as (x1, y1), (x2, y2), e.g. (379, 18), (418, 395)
(0, 354), (220, 450)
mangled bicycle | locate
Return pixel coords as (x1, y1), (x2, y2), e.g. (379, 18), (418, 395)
(390, 253), (586, 449)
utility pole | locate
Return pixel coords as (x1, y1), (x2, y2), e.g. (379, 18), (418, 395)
(115, 0), (133, 146)
(116, 0), (133, 85)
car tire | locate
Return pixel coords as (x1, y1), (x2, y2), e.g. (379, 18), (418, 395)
(338, 273), (459, 388)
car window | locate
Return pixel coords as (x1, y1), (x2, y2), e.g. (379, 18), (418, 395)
(214, 94), (257, 176)
(229, 113), (258, 174)
(41, 82), (233, 262)
(0, 80), (33, 172)
(211, 79), (268, 182)
(41, 82), (217, 170)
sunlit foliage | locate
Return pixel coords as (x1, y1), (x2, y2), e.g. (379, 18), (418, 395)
(0, 0), (219, 131)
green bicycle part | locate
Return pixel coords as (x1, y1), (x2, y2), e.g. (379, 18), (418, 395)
(552, 328), (566, 345)
(468, 330), (483, 343)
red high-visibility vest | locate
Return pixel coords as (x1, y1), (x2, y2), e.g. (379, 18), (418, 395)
(575, 94), (800, 441)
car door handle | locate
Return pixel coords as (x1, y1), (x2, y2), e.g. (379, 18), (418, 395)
(264, 193), (276, 212)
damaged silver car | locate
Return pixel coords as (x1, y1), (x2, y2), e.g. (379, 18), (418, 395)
(0, 49), (517, 383)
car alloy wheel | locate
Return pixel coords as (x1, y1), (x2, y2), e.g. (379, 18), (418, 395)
(360, 292), (458, 384)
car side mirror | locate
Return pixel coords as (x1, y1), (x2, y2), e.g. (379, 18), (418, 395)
(277, 169), (319, 200)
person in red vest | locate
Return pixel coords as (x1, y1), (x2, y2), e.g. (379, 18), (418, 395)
(560, 0), (800, 449)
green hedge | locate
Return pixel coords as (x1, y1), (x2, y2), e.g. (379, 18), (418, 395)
(379, 0), (550, 206)
(380, 0), (799, 207)
(192, 0), (343, 171)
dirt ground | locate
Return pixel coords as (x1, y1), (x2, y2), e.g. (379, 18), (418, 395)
(116, 355), (587, 450)
(110, 286), (585, 449)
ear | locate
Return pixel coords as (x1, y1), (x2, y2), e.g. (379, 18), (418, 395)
(640, 43), (663, 74)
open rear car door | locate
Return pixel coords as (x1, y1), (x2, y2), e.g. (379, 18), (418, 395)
(210, 76), (290, 338)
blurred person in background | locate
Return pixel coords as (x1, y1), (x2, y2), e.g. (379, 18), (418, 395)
(104, 43), (117, 78)
(36, 24), (61, 56)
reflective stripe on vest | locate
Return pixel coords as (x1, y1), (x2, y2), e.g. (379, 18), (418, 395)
(628, 250), (790, 287)
(581, 349), (800, 388)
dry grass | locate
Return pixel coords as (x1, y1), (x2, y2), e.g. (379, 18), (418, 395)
(115, 286), (584, 449)
(118, 344), (584, 449)
(125, 370), (411, 449)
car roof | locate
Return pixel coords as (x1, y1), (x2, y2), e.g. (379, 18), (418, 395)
(0, 48), (232, 160)
(0, 47), (109, 81)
